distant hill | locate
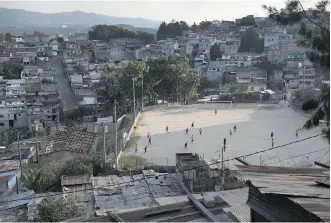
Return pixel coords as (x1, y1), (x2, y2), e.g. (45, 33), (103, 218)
(0, 8), (161, 29)
(0, 24), (157, 36)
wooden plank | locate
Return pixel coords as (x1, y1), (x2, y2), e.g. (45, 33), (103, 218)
(235, 157), (250, 165)
(314, 161), (330, 169)
(107, 211), (125, 222)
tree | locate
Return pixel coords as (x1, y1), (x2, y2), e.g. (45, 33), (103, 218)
(252, 56), (284, 89)
(191, 44), (199, 58)
(210, 44), (222, 61)
(238, 28), (264, 53)
(264, 0), (330, 141)
(89, 25), (154, 44)
(198, 77), (220, 92)
(37, 197), (80, 222)
(199, 21), (213, 30)
(5, 33), (11, 42)
(239, 16), (256, 26)
(73, 64), (84, 73)
(0, 33), (4, 42)
(191, 22), (198, 32)
(0, 61), (24, 79)
(222, 83), (248, 93)
(56, 36), (64, 44)
(21, 169), (45, 193)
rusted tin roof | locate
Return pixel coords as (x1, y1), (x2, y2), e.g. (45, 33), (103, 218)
(61, 174), (93, 186)
(236, 165), (330, 222)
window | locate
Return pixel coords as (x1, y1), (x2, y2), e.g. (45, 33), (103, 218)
(0, 115), (3, 118)
(0, 123), (4, 126)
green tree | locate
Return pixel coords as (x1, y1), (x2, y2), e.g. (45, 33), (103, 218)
(89, 25), (154, 44)
(239, 16), (256, 26)
(198, 76), (220, 92)
(210, 44), (222, 61)
(21, 169), (45, 193)
(199, 21), (213, 30)
(222, 83), (248, 93)
(252, 56), (284, 89)
(0, 33), (4, 42)
(136, 31), (155, 45)
(0, 61), (24, 79)
(73, 64), (84, 73)
(191, 44), (199, 58)
(178, 73), (200, 101)
(37, 197), (80, 222)
(5, 33), (11, 42)
(264, 0), (330, 141)
(238, 28), (264, 53)
(191, 22), (198, 32)
(56, 36), (64, 43)
(61, 157), (93, 176)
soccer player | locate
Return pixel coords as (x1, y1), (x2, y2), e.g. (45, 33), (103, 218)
(191, 121), (195, 129)
(191, 135), (194, 143)
(199, 128), (202, 135)
(148, 137), (151, 145)
(271, 132), (274, 139)
(296, 130), (298, 138)
(234, 125), (237, 132)
(135, 143), (138, 153)
(229, 129), (232, 136)
(144, 146), (147, 153)
(215, 109), (217, 115)
(185, 128), (189, 135)
(184, 142), (188, 150)
(166, 125), (169, 133)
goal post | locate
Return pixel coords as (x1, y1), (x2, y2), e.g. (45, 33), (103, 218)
(204, 100), (233, 108)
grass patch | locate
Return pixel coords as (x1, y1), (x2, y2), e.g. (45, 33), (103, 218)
(125, 114), (144, 148)
(118, 155), (148, 171)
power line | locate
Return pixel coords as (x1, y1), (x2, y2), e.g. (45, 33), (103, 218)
(263, 147), (329, 165)
(297, 0), (330, 33)
(0, 133), (324, 206)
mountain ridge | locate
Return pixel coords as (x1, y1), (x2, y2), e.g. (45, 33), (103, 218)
(0, 8), (162, 28)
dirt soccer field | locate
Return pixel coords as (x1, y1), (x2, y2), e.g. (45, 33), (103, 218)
(123, 103), (329, 167)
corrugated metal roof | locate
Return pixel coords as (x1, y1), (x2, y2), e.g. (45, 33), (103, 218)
(155, 188), (251, 222)
(61, 174), (93, 186)
(236, 165), (330, 222)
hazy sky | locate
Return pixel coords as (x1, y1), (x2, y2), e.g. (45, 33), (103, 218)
(0, 0), (319, 24)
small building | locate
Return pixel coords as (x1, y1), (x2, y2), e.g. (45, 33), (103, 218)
(61, 174), (93, 201)
(236, 165), (330, 222)
(38, 130), (97, 162)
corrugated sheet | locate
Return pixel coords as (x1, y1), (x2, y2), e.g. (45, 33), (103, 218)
(61, 174), (93, 186)
(290, 198), (330, 222)
(236, 165), (330, 222)
(155, 188), (251, 222)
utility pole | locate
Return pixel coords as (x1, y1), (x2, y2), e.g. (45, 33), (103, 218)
(17, 132), (22, 171)
(114, 100), (118, 169)
(221, 145), (224, 189)
(57, 107), (60, 131)
(132, 78), (136, 119)
(103, 124), (108, 170)
(35, 124), (39, 164)
(141, 75), (144, 111)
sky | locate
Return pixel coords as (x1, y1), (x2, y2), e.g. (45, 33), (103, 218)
(0, 0), (320, 24)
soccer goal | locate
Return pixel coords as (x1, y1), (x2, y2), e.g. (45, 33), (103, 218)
(204, 100), (233, 108)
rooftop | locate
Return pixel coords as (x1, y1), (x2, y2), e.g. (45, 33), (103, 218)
(39, 130), (97, 155)
(93, 170), (184, 216)
(62, 174), (93, 186)
(236, 165), (330, 222)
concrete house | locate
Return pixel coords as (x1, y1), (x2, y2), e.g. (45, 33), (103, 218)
(298, 65), (316, 89)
